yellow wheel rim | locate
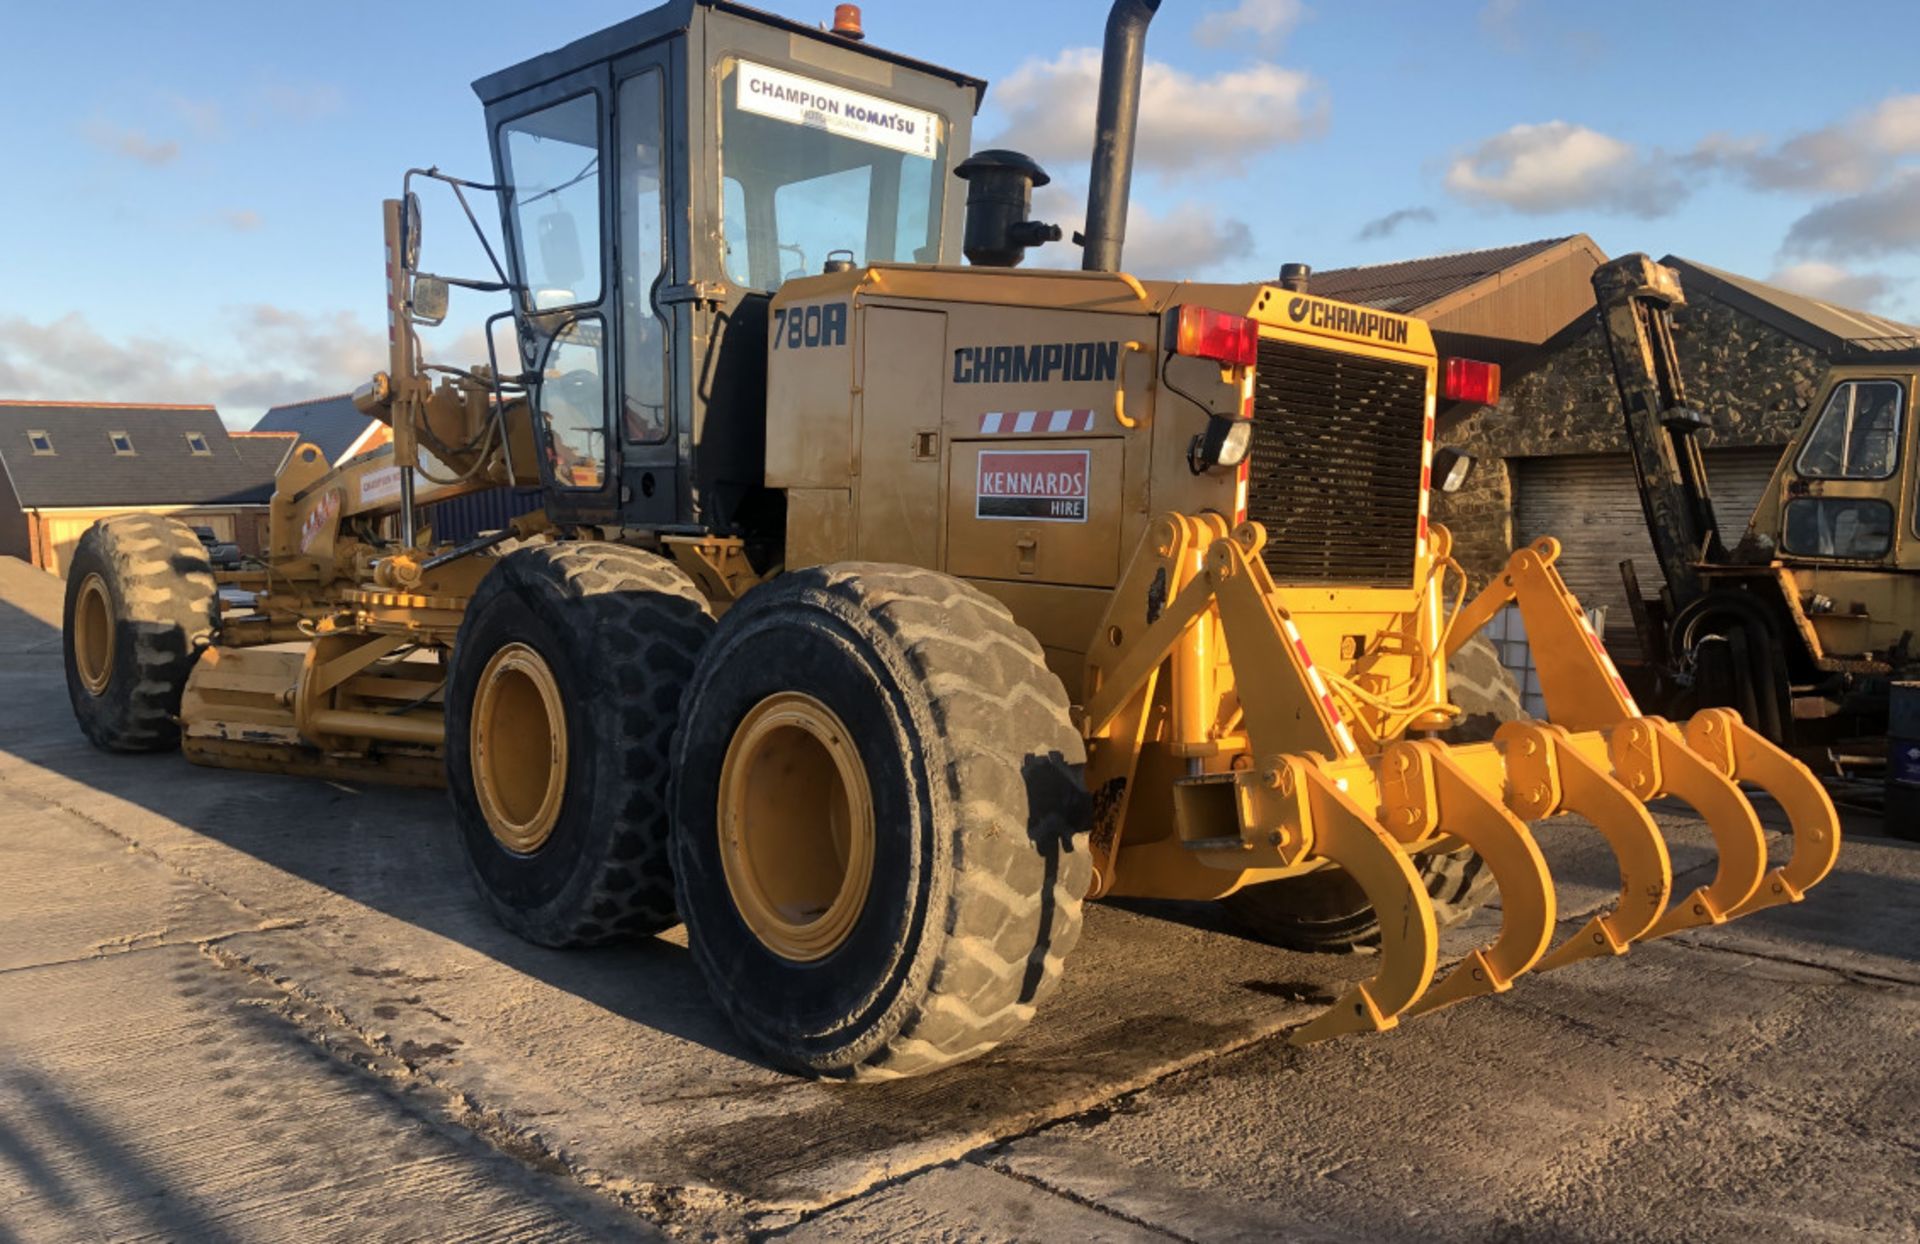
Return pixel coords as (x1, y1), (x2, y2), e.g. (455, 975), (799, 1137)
(471, 642), (569, 854)
(74, 573), (115, 696)
(718, 692), (875, 962)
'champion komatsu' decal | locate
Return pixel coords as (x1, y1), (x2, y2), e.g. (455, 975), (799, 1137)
(975, 449), (1089, 522)
(978, 409), (1096, 434)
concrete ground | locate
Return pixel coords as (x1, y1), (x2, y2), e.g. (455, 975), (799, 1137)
(2, 556), (1915, 1242)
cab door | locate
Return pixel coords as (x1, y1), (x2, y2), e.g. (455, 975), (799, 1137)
(493, 65), (620, 525)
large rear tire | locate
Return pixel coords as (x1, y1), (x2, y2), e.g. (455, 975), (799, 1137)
(1222, 851), (1492, 953)
(670, 563), (1091, 1080)
(63, 514), (218, 752)
(1442, 633), (1523, 744)
(446, 543), (713, 947)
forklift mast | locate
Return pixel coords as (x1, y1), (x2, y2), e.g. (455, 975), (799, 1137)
(1590, 254), (1729, 613)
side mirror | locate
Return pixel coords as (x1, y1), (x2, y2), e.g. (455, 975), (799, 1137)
(403, 192), (424, 270)
(410, 275), (449, 327)
(538, 211), (586, 290)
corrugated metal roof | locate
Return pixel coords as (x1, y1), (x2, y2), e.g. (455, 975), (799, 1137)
(1307, 238), (1580, 313)
(0, 403), (281, 508)
(252, 394), (378, 464)
(1662, 256), (1920, 355)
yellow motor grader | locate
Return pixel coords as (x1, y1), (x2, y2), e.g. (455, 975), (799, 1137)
(61, 0), (1840, 1077)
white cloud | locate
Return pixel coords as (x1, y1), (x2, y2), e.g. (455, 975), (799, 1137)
(1861, 94), (1920, 155)
(84, 123), (180, 168)
(1690, 94), (1920, 194)
(1782, 169), (1920, 261)
(1027, 180), (1255, 279)
(1444, 121), (1682, 217)
(989, 49), (1324, 176)
(1117, 203), (1257, 278)
(1194, 0), (1306, 53)
(0, 307), (387, 422)
(1767, 262), (1893, 311)
(221, 209), (263, 232)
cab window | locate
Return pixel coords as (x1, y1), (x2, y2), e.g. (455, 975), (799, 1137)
(717, 59), (945, 290)
(500, 94), (603, 312)
(536, 320), (608, 490)
(1796, 380), (1905, 480)
(1782, 497), (1893, 560)
(618, 69), (670, 445)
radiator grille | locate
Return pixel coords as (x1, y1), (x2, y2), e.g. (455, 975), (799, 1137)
(1246, 337), (1427, 588)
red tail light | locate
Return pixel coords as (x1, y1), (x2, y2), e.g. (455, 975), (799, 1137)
(1442, 357), (1501, 405)
(1174, 305), (1259, 368)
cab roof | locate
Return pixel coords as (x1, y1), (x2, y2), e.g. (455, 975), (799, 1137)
(471, 0), (988, 107)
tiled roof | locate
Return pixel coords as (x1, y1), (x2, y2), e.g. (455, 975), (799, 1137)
(1662, 256), (1920, 355)
(0, 402), (280, 508)
(228, 432), (297, 503)
(252, 394), (379, 464)
(1307, 238), (1581, 313)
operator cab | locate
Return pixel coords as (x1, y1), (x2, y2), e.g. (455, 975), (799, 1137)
(472, 0), (983, 541)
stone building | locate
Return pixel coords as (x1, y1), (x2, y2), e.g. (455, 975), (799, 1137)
(1310, 240), (1918, 653)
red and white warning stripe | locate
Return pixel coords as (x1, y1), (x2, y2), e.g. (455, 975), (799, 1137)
(1417, 411), (1435, 543)
(978, 409), (1096, 435)
(1280, 616), (1359, 756)
(1234, 371), (1253, 526)
(1577, 612), (1640, 714)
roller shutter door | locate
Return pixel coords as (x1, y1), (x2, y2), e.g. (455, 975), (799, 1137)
(1512, 448), (1782, 653)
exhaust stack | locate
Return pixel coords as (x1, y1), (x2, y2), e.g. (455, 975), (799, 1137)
(1081, 0), (1160, 273)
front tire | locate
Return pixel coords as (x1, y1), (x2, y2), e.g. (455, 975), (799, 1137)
(446, 543), (713, 947)
(63, 514), (218, 752)
(670, 564), (1091, 1080)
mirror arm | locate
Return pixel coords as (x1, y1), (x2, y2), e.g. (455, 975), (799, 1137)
(427, 273), (514, 293)
(401, 166), (513, 289)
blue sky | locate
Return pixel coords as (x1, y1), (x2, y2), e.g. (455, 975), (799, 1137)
(2, 0), (1916, 425)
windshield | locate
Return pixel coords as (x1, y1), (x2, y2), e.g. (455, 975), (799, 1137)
(718, 59), (946, 289)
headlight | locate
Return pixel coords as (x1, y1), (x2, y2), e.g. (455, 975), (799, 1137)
(1218, 419), (1253, 466)
(1189, 415), (1254, 473)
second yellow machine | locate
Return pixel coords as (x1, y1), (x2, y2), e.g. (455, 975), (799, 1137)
(62, 0), (1839, 1078)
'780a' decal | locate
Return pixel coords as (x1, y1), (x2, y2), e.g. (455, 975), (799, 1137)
(772, 301), (848, 349)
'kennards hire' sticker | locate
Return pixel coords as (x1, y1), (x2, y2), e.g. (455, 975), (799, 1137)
(975, 449), (1089, 522)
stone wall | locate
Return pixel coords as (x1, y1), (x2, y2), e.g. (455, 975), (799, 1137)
(1432, 292), (1825, 585)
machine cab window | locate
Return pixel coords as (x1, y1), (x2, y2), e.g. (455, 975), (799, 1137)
(500, 94), (603, 312)
(1795, 379), (1904, 480)
(717, 59), (947, 289)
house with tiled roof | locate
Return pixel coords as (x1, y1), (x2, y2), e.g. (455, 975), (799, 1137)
(0, 402), (293, 575)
